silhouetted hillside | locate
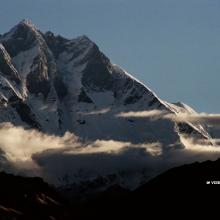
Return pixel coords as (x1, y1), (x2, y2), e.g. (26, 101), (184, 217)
(0, 158), (219, 219)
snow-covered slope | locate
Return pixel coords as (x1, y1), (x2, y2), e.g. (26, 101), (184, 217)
(0, 19), (211, 144)
(0, 20), (213, 190)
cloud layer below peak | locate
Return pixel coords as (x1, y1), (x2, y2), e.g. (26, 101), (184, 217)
(0, 120), (220, 189)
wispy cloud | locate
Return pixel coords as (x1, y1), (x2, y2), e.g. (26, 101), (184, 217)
(117, 110), (220, 126)
(165, 113), (220, 126)
(71, 139), (162, 156)
(79, 108), (110, 115)
(116, 110), (167, 119)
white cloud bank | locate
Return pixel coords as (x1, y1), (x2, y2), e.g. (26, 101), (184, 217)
(0, 121), (220, 189)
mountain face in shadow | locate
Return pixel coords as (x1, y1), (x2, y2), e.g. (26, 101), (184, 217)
(0, 172), (63, 220)
(70, 158), (220, 219)
(0, 158), (219, 219)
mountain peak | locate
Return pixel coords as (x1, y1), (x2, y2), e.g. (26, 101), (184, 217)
(0, 19), (45, 58)
(44, 32), (94, 46)
(20, 19), (34, 26)
(75, 35), (93, 43)
(1, 19), (37, 40)
(18, 19), (38, 31)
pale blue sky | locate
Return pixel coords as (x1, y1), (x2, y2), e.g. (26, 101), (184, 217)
(1, 0), (220, 112)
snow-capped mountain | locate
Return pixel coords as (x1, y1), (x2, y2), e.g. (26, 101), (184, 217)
(0, 20), (213, 190)
(0, 20), (210, 142)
